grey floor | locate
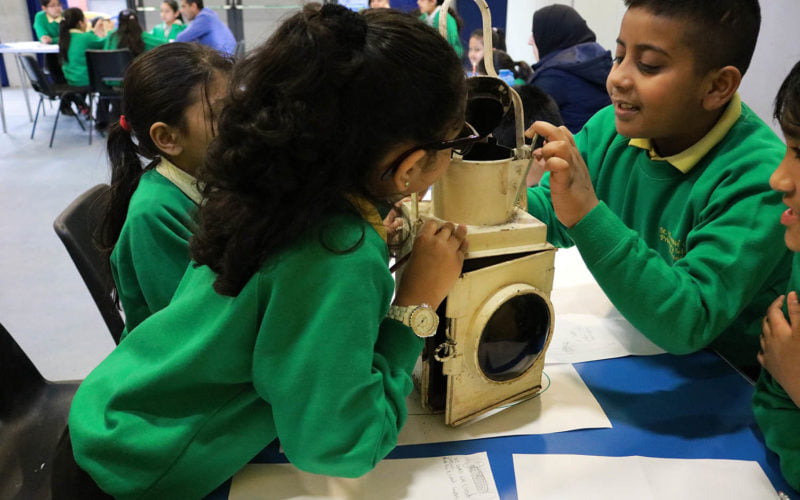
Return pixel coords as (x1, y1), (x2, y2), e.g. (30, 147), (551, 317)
(1, 87), (116, 381)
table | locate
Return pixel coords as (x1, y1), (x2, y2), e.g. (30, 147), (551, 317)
(206, 351), (792, 499)
(0, 42), (59, 133)
(203, 247), (795, 498)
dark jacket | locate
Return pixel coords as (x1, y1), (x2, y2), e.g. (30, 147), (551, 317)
(529, 41), (612, 133)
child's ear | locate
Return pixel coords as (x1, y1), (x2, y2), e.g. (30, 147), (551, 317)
(702, 65), (742, 111)
(391, 149), (429, 194)
(149, 122), (183, 157)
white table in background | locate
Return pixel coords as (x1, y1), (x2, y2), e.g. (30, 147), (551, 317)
(0, 41), (60, 133)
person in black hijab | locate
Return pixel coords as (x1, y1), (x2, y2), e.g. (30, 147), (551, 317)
(528, 4), (611, 133)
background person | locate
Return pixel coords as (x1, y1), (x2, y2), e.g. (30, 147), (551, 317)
(176, 0), (236, 56)
(33, 0), (62, 44)
(528, 4), (612, 133)
(104, 9), (166, 56)
(151, 0), (186, 41)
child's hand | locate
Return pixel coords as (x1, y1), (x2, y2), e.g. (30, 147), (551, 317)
(41, 35), (52, 44)
(759, 292), (800, 407)
(383, 201), (407, 244)
(526, 121), (599, 228)
(394, 220), (468, 310)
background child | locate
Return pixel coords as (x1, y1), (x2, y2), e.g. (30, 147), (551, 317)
(526, 0), (789, 379)
(58, 7), (107, 87)
(98, 42), (232, 337)
(151, 0), (186, 41)
(67, 5), (470, 498)
(33, 0), (62, 44)
(418, 0), (463, 58)
(754, 59), (800, 492)
(104, 9), (165, 56)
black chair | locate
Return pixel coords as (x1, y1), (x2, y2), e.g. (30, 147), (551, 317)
(18, 55), (88, 148)
(54, 184), (125, 344)
(0, 321), (80, 500)
(85, 49), (133, 145)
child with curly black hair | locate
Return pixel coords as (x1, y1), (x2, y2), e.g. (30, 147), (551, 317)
(65, 4), (473, 498)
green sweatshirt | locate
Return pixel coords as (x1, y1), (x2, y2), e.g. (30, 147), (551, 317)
(61, 30), (105, 86)
(33, 10), (60, 42)
(420, 8), (463, 59)
(103, 29), (166, 52)
(69, 210), (423, 499)
(753, 252), (800, 492)
(150, 21), (186, 41)
(110, 168), (197, 335)
(527, 102), (790, 373)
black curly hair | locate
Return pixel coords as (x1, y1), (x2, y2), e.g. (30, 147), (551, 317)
(191, 4), (466, 296)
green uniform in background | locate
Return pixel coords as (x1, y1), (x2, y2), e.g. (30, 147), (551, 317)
(61, 29), (105, 86)
(420, 8), (463, 59)
(150, 21), (186, 41)
(110, 165), (198, 336)
(103, 29), (166, 53)
(33, 10), (60, 42)
(69, 205), (422, 499)
(753, 251), (800, 492)
(527, 96), (789, 374)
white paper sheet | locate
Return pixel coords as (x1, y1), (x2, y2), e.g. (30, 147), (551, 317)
(512, 454), (778, 500)
(228, 452), (499, 500)
(397, 364), (611, 445)
(547, 247), (666, 363)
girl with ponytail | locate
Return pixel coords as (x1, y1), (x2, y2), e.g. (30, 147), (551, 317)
(104, 9), (165, 56)
(99, 42), (232, 335)
(58, 7), (108, 87)
(68, 5), (474, 498)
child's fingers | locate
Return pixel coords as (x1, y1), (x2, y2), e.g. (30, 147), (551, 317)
(764, 295), (787, 338)
(788, 291), (800, 336)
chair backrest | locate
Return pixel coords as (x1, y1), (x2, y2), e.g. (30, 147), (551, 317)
(85, 49), (133, 94)
(19, 54), (53, 97)
(53, 184), (125, 344)
(0, 321), (80, 499)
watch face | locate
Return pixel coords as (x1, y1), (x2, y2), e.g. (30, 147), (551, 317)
(410, 307), (438, 337)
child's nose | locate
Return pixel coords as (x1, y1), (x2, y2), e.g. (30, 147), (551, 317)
(769, 162), (793, 192)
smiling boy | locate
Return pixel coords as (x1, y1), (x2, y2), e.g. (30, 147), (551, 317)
(754, 60), (800, 491)
(526, 0), (789, 377)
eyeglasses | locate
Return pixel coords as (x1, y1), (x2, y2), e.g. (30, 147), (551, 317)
(379, 122), (482, 181)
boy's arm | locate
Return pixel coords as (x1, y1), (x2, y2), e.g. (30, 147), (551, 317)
(530, 121), (788, 356)
(760, 293), (800, 406)
(32, 13), (50, 43)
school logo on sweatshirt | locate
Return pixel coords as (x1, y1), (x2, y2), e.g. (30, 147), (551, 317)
(659, 227), (686, 261)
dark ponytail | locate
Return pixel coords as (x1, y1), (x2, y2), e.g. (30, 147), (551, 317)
(59, 7), (84, 63)
(114, 9), (145, 56)
(99, 42), (234, 262)
(193, 4), (466, 296)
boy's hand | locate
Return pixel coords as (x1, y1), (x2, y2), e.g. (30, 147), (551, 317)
(760, 292), (800, 406)
(526, 121), (599, 228)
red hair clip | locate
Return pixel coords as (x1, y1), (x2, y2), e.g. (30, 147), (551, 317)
(119, 115), (131, 132)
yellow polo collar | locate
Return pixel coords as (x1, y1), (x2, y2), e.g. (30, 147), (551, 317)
(628, 93), (742, 174)
(155, 157), (203, 205)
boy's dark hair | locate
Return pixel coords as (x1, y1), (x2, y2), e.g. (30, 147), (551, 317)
(113, 9), (145, 57)
(40, 0), (56, 7)
(58, 8), (84, 63)
(187, 0), (204, 9)
(99, 43), (234, 269)
(192, 4), (466, 296)
(775, 60), (800, 133)
(624, 0), (760, 76)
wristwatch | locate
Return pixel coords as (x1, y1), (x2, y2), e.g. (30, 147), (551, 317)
(387, 303), (439, 338)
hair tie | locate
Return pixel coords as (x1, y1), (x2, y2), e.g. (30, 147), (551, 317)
(119, 115), (131, 132)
